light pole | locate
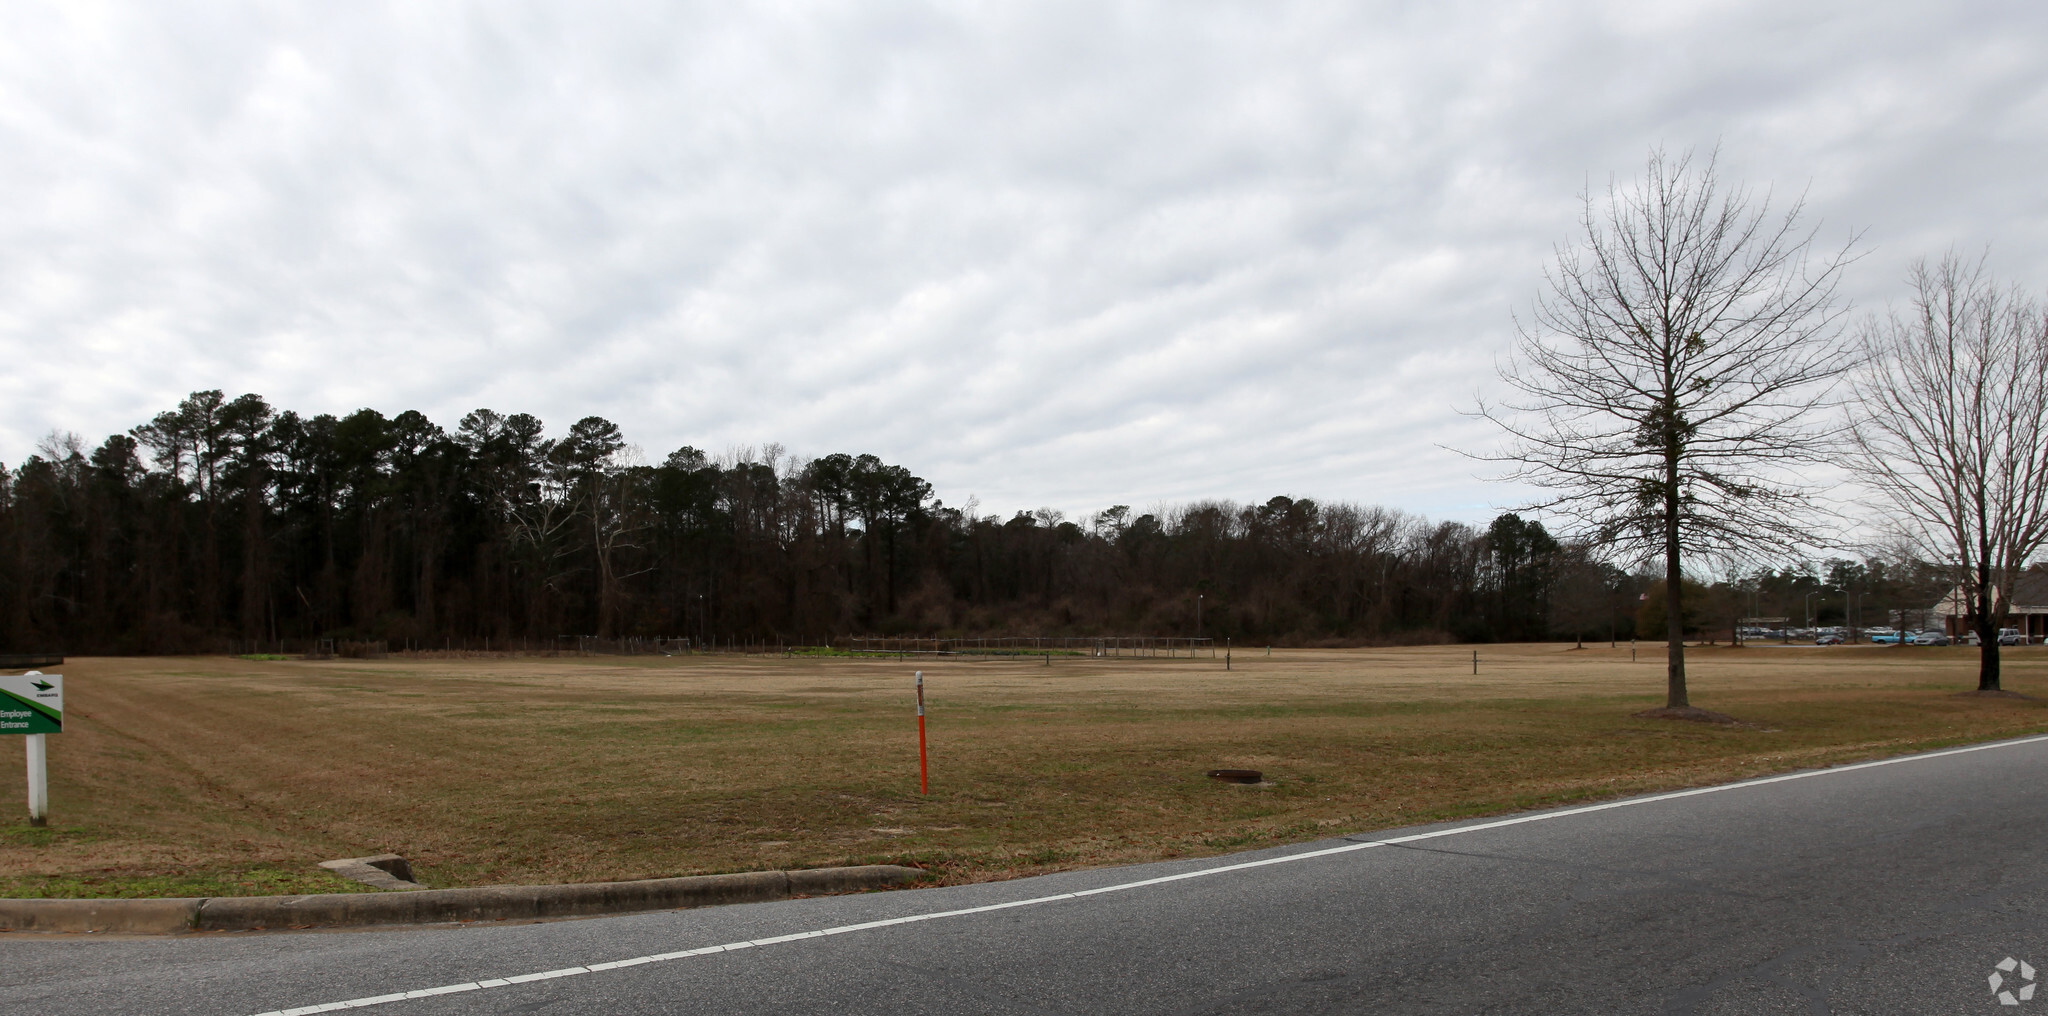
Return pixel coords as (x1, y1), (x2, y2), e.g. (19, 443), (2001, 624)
(1196, 594), (1204, 639)
(1805, 591), (1819, 629)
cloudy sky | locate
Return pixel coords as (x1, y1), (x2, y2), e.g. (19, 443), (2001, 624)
(1, 1), (2043, 526)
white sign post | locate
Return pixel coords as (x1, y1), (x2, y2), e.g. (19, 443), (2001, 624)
(1, 672), (62, 827)
(25, 733), (47, 826)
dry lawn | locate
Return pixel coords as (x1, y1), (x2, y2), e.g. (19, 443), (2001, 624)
(3, 643), (2045, 898)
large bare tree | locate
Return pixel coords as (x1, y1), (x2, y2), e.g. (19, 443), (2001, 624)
(1480, 149), (1857, 710)
(1852, 254), (2048, 692)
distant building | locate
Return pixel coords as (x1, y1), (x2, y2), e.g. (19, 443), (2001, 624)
(1934, 573), (2048, 643)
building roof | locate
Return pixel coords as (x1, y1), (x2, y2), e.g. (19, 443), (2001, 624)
(1936, 570), (2048, 615)
(2018, 571), (2048, 609)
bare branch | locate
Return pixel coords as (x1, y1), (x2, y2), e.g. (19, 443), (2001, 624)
(1469, 147), (1857, 709)
(1851, 252), (2048, 690)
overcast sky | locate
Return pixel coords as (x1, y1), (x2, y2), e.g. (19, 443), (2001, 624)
(2, 1), (2043, 528)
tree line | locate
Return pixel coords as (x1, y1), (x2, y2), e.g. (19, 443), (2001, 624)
(0, 389), (2004, 656)
(0, 394), (1622, 654)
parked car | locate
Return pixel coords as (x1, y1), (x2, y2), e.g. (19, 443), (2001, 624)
(2001, 631), (2030, 646)
(1870, 631), (1908, 644)
(1815, 634), (1844, 645)
(1911, 632), (1950, 646)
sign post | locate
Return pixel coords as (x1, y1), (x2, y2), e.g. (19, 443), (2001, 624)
(25, 733), (47, 826)
(915, 671), (928, 795)
(1, 671), (62, 827)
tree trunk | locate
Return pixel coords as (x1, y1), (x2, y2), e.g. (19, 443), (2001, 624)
(416, 531), (437, 634)
(1664, 457), (1689, 708)
(592, 504), (616, 640)
(240, 486), (266, 638)
(885, 522), (897, 616)
(1976, 561), (2001, 692)
(1979, 630), (2002, 691)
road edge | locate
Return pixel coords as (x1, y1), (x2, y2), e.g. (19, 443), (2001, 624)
(0, 864), (925, 935)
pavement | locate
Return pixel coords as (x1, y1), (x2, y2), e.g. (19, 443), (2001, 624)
(8, 734), (2048, 1015)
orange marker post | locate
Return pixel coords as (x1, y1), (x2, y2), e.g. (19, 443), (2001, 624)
(915, 671), (929, 795)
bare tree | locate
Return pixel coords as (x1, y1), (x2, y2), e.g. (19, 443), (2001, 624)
(1546, 542), (1622, 648)
(1852, 254), (2048, 692)
(1479, 148), (1857, 710)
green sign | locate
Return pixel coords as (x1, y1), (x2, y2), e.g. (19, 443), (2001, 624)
(0, 673), (61, 734)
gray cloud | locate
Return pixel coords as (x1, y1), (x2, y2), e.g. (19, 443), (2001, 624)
(2, 0), (2043, 526)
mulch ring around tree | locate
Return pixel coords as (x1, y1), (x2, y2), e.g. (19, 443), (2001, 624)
(1950, 689), (2040, 701)
(1632, 706), (1759, 727)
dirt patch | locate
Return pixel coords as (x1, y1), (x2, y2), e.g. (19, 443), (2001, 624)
(1950, 688), (2040, 700)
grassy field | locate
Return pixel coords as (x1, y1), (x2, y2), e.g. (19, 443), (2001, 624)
(2, 643), (2045, 898)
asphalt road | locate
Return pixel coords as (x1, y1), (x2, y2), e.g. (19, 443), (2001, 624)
(10, 735), (2048, 1015)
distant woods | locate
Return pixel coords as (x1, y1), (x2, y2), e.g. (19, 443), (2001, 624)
(0, 392), (1967, 655)
(0, 391), (1628, 653)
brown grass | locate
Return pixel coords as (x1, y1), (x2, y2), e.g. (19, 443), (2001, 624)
(2, 643), (2044, 897)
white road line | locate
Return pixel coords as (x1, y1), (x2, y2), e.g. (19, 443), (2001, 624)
(244, 732), (2048, 1016)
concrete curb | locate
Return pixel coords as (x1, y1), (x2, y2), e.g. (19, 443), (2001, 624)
(0, 897), (203, 935)
(0, 865), (924, 935)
